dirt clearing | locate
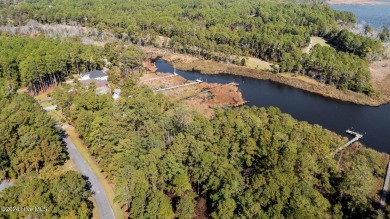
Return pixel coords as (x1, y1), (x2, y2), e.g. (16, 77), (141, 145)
(244, 57), (272, 70)
(140, 72), (245, 118)
(304, 37), (330, 53)
(370, 59), (390, 103)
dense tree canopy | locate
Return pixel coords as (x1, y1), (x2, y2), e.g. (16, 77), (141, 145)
(0, 0), (356, 61)
(0, 36), (103, 94)
(52, 78), (386, 218)
(280, 45), (373, 94)
(327, 29), (383, 60)
(0, 36), (144, 95)
(0, 93), (93, 218)
(0, 171), (92, 219)
(0, 93), (66, 179)
(0, 1), (387, 218)
(0, 0), (382, 95)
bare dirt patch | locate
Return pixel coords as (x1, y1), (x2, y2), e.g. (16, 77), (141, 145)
(140, 72), (245, 118)
(244, 57), (272, 70)
(304, 37), (330, 53)
(370, 59), (390, 103)
(195, 197), (208, 219)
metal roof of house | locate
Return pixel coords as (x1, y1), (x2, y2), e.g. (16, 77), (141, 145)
(81, 70), (107, 79)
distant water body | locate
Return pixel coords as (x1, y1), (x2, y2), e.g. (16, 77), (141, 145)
(331, 4), (390, 29)
(156, 59), (390, 154)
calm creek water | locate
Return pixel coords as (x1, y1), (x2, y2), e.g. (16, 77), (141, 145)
(156, 59), (390, 154)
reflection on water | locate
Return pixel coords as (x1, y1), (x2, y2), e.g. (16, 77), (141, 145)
(156, 59), (390, 154)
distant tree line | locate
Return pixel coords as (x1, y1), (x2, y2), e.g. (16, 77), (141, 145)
(1, 0), (384, 95)
(52, 78), (386, 218)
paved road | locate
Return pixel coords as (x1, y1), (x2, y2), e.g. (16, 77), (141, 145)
(64, 137), (115, 219)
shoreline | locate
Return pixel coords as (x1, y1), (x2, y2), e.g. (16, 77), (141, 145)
(175, 61), (388, 106)
(140, 69), (246, 118)
(144, 48), (389, 107)
(328, 0), (390, 5)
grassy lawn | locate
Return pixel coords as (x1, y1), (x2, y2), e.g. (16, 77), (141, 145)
(279, 73), (323, 86)
(62, 159), (78, 172)
(304, 36), (330, 53)
(245, 57), (272, 70)
(39, 101), (54, 107)
(311, 36), (330, 47)
(47, 110), (65, 122)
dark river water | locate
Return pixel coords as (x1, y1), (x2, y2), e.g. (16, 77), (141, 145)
(331, 4), (390, 29)
(156, 59), (390, 154)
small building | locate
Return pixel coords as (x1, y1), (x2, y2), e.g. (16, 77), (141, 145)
(80, 70), (108, 81)
(112, 89), (121, 100)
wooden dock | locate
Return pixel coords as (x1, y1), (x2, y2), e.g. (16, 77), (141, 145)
(379, 159), (390, 213)
(333, 130), (363, 156)
(154, 80), (202, 92)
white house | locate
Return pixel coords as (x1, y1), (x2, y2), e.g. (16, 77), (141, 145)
(80, 70), (108, 81)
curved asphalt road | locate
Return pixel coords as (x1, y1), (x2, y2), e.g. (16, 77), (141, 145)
(64, 137), (115, 219)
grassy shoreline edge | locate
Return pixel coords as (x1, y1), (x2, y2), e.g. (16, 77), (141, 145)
(151, 51), (389, 107)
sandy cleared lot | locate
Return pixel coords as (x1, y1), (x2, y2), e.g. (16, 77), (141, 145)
(370, 60), (390, 102)
(304, 37), (330, 53)
(244, 57), (272, 70)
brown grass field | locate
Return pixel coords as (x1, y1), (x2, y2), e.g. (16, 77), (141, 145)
(141, 72), (245, 118)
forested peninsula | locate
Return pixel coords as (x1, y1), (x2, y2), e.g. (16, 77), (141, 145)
(1, 0), (390, 218)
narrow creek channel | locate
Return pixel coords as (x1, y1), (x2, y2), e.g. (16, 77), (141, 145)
(156, 59), (390, 154)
